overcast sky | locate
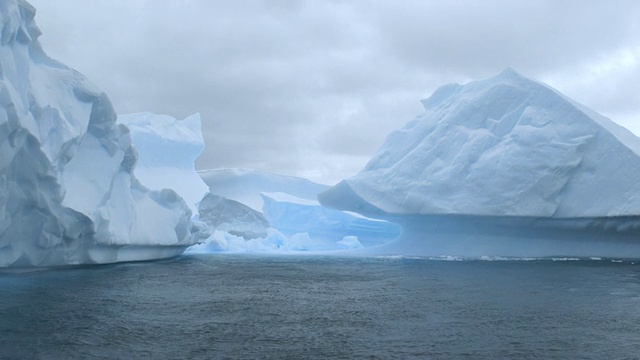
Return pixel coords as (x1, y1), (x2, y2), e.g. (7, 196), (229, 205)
(28, 0), (640, 184)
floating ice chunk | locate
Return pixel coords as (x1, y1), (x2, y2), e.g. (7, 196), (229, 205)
(186, 229), (287, 253)
(337, 236), (364, 250)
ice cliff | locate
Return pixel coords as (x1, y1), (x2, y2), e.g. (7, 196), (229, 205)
(0, 0), (198, 267)
(320, 69), (640, 258)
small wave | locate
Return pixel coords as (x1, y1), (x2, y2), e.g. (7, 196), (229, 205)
(550, 257), (581, 261)
(370, 255), (638, 263)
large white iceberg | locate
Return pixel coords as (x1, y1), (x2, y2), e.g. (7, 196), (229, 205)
(320, 69), (640, 258)
(0, 0), (198, 267)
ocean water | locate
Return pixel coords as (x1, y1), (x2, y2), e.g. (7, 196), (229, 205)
(1, 254), (640, 359)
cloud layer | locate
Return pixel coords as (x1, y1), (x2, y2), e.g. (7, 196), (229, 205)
(29, 0), (640, 184)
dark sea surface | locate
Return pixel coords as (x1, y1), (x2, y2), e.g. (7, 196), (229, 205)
(1, 254), (640, 359)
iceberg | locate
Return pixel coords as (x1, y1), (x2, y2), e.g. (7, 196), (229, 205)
(261, 192), (401, 248)
(193, 168), (400, 253)
(0, 0), (199, 267)
(320, 69), (640, 258)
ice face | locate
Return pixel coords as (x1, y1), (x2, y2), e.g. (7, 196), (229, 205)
(118, 112), (209, 214)
(0, 0), (198, 268)
(320, 68), (640, 218)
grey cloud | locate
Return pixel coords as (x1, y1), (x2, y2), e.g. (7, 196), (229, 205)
(363, 1), (640, 76)
(29, 0), (640, 184)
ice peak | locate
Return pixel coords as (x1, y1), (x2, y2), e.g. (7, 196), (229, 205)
(421, 68), (537, 112)
(463, 68), (543, 95)
(475, 67), (538, 92)
(496, 66), (521, 79)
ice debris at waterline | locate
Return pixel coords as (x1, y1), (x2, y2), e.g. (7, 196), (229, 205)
(320, 68), (640, 258)
(189, 169), (401, 253)
(0, 0), (201, 268)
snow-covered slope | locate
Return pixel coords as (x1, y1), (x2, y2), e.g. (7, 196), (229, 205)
(199, 168), (329, 211)
(118, 112), (208, 214)
(320, 68), (640, 218)
(0, 0), (198, 267)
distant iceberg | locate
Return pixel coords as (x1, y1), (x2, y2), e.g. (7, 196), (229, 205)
(199, 168), (330, 211)
(0, 0), (200, 267)
(320, 69), (640, 258)
(262, 192), (400, 248)
(191, 169), (401, 253)
(198, 193), (269, 240)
